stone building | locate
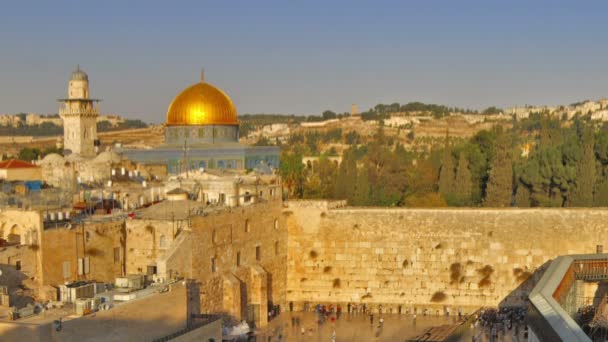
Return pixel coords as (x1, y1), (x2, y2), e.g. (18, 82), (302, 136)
(58, 66), (101, 158)
(121, 70), (280, 172)
(0, 159), (41, 182)
(0, 208), (125, 302)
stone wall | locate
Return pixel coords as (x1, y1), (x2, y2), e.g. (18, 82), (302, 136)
(125, 219), (181, 274)
(40, 220), (124, 285)
(0, 245), (38, 301)
(157, 231), (192, 281)
(285, 203), (608, 313)
(190, 201), (287, 326)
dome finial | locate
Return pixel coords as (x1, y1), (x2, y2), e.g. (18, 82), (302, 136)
(200, 67), (205, 82)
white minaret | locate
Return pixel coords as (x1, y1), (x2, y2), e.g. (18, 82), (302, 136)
(58, 66), (100, 158)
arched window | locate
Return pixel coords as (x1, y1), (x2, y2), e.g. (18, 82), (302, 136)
(274, 219), (279, 230)
(7, 224), (20, 245)
(159, 235), (166, 248)
(212, 230), (217, 244)
(245, 219), (250, 233)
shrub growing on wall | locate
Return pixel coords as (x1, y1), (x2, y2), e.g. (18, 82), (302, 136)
(431, 291), (447, 302)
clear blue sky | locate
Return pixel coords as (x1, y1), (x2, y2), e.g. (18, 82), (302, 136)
(1, 0), (607, 122)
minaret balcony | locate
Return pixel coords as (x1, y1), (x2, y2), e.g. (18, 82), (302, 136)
(59, 107), (99, 116)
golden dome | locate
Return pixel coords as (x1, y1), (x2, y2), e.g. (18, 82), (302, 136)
(166, 81), (238, 126)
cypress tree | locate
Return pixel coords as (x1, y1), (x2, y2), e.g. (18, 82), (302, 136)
(570, 126), (595, 206)
(353, 166), (370, 206)
(514, 182), (531, 207)
(335, 155), (349, 199)
(484, 132), (513, 207)
(453, 152), (472, 205)
(438, 146), (455, 199)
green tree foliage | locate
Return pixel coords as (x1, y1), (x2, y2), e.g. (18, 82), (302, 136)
(438, 145), (455, 199)
(0, 122), (63, 136)
(335, 150), (357, 201)
(344, 131), (361, 145)
(17, 146), (63, 161)
(453, 152), (473, 205)
(253, 136), (272, 146)
(352, 166), (371, 205)
(278, 109), (608, 208)
(279, 153), (304, 199)
(322, 110), (337, 120)
(514, 182), (531, 207)
(303, 157), (337, 199)
(481, 106), (503, 115)
(483, 131), (513, 207)
(570, 125), (595, 206)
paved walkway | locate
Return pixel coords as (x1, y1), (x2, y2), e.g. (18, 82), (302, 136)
(257, 312), (462, 341)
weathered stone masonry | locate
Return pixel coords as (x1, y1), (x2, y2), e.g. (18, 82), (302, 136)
(285, 202), (608, 313)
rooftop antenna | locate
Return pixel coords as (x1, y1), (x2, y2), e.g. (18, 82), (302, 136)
(200, 67), (205, 82)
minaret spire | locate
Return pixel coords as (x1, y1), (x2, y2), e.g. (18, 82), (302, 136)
(200, 67), (205, 82)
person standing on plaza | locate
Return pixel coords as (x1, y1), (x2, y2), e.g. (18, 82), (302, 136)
(370, 312), (374, 326)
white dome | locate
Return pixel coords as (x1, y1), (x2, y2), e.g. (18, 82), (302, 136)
(93, 151), (121, 164)
(40, 153), (64, 164)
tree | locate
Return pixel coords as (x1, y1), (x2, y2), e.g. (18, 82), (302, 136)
(438, 146), (455, 199)
(514, 182), (531, 207)
(570, 125), (595, 206)
(353, 166), (370, 205)
(482, 106), (502, 115)
(483, 131), (513, 207)
(335, 150), (357, 202)
(453, 152), (472, 205)
(18, 147), (40, 161)
(253, 136), (271, 146)
(322, 110), (337, 120)
(279, 153), (305, 199)
(594, 177), (608, 206)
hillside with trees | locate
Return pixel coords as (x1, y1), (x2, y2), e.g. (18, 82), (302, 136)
(279, 112), (608, 207)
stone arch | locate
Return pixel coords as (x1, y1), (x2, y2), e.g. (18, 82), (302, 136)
(7, 224), (21, 245)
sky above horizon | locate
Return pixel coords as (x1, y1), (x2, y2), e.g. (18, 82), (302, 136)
(1, 0), (607, 122)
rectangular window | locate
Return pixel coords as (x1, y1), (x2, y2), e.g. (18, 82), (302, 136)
(84, 257), (90, 274)
(63, 261), (71, 279)
(275, 241), (279, 256)
(256, 246), (261, 261)
(78, 258), (84, 275)
(236, 252), (241, 267)
(15, 260), (21, 271)
(211, 257), (216, 273)
(114, 247), (120, 264)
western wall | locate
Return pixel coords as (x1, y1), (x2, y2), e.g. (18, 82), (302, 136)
(284, 201), (608, 314)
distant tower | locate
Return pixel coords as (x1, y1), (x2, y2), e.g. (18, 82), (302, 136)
(351, 104), (358, 116)
(58, 66), (101, 158)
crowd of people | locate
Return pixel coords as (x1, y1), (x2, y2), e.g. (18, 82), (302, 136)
(471, 307), (528, 341)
